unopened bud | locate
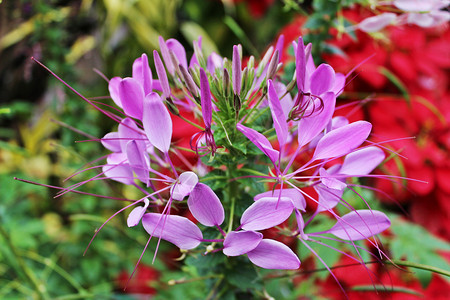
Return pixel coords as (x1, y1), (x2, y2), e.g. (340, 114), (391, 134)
(165, 97), (180, 116)
(193, 41), (206, 68)
(180, 64), (199, 97)
(267, 50), (279, 80)
(257, 46), (274, 77)
(169, 49), (183, 79)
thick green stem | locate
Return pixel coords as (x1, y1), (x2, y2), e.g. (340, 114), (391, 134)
(226, 165), (237, 233)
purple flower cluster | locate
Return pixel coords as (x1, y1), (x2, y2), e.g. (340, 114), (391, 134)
(35, 35), (396, 280)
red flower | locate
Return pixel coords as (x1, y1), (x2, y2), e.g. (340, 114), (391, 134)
(116, 264), (160, 295)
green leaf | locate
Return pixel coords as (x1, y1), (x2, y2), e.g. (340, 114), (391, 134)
(386, 215), (450, 287)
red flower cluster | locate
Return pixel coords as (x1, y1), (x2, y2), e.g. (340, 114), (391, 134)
(324, 11), (450, 241)
(318, 256), (450, 300)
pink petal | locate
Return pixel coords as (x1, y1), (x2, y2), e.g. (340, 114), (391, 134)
(314, 184), (344, 213)
(236, 123), (279, 166)
(118, 118), (145, 153)
(171, 171), (198, 201)
(268, 80), (288, 146)
(187, 183), (225, 227)
(143, 92), (172, 153)
(394, 0), (434, 12)
(108, 76), (123, 108)
(126, 140), (149, 185)
(132, 53), (153, 95)
(297, 92), (336, 148)
(153, 50), (171, 99)
(223, 231), (263, 256)
(319, 167), (347, 191)
(313, 121), (372, 160)
(340, 147), (385, 176)
(167, 38), (188, 70)
(103, 153), (134, 185)
(332, 73), (346, 96)
(119, 77), (145, 120)
(240, 197), (294, 231)
(101, 132), (121, 152)
(127, 198), (150, 227)
(327, 210), (391, 241)
(296, 37), (307, 91)
(142, 213), (203, 249)
(247, 239), (300, 269)
(158, 36), (174, 75)
(207, 52), (223, 74)
(254, 189), (306, 211)
(358, 13), (397, 32)
(310, 64), (335, 96)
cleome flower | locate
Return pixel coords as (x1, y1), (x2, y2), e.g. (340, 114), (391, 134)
(23, 34), (415, 296)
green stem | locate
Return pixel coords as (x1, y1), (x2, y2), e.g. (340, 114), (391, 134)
(242, 92), (267, 123)
(263, 259), (450, 280)
(0, 225), (50, 299)
(178, 115), (204, 130)
(20, 250), (88, 295)
(227, 165), (237, 233)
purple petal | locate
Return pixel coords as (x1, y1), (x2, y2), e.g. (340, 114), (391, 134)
(189, 37), (202, 68)
(118, 118), (145, 153)
(394, 0), (434, 12)
(153, 50), (171, 99)
(358, 13), (397, 32)
(126, 140), (149, 185)
(327, 210), (391, 241)
(101, 132), (121, 152)
(119, 78), (145, 120)
(187, 183), (225, 227)
(158, 36), (174, 75)
(341, 146), (385, 176)
(171, 171), (199, 201)
(332, 73), (346, 96)
(295, 209), (308, 239)
(314, 184), (344, 213)
(143, 92), (172, 153)
(232, 45), (242, 95)
(310, 64), (336, 96)
(132, 53), (153, 95)
(331, 116), (349, 130)
(313, 121), (372, 160)
(267, 80), (288, 146)
(254, 189), (306, 211)
(236, 123), (279, 166)
(103, 153), (134, 185)
(240, 197), (294, 231)
(297, 92), (336, 148)
(142, 213), (202, 249)
(296, 37), (306, 91)
(108, 76), (123, 108)
(319, 167), (347, 191)
(207, 52), (223, 74)
(200, 68), (212, 128)
(127, 198), (149, 227)
(223, 231), (263, 256)
(167, 38), (188, 70)
(275, 34), (285, 62)
(247, 239), (300, 269)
